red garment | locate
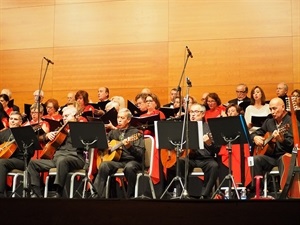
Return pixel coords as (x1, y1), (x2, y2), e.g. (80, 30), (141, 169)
(1, 117), (8, 129)
(139, 110), (165, 185)
(205, 105), (226, 121)
(42, 113), (63, 121)
(218, 143), (252, 187)
(5, 107), (13, 116)
(83, 105), (95, 113)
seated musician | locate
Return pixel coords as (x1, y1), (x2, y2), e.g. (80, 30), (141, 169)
(75, 90), (95, 115)
(0, 103), (9, 132)
(0, 111), (25, 197)
(27, 105), (86, 198)
(250, 97), (295, 196)
(42, 98), (63, 121)
(22, 103), (50, 159)
(218, 104), (252, 190)
(93, 108), (145, 198)
(167, 103), (220, 199)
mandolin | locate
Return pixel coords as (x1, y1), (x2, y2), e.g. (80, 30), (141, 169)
(160, 148), (189, 169)
(0, 140), (17, 159)
(253, 123), (290, 156)
(97, 132), (142, 168)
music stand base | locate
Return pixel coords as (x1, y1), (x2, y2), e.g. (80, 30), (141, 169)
(211, 174), (240, 199)
(73, 177), (98, 199)
(160, 176), (184, 199)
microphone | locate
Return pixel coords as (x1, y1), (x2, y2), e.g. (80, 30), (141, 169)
(186, 77), (192, 87)
(186, 46), (193, 58)
(44, 57), (54, 65)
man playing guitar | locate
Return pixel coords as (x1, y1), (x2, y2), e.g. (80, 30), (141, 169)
(0, 111), (25, 197)
(251, 97), (294, 196)
(93, 108), (145, 198)
(27, 105), (86, 198)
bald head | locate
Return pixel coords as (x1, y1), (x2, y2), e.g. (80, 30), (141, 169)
(269, 97), (286, 121)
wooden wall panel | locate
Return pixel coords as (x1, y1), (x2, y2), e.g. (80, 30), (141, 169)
(0, 0), (299, 112)
(0, 49), (54, 108)
(0, 6), (54, 50)
(169, 36), (294, 103)
(0, 0), (54, 9)
(169, 1), (292, 41)
(54, 1), (168, 47)
(52, 42), (169, 104)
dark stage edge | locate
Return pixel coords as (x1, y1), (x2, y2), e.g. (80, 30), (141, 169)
(1, 198), (299, 225)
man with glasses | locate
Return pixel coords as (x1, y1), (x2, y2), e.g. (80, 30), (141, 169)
(228, 83), (251, 111)
(167, 103), (220, 199)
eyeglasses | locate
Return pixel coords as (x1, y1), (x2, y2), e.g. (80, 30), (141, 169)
(236, 90), (246, 93)
(190, 110), (203, 114)
(146, 100), (153, 103)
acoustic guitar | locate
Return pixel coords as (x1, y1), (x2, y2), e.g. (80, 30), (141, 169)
(280, 96), (300, 198)
(0, 140), (17, 159)
(253, 124), (290, 156)
(40, 123), (69, 159)
(97, 132), (142, 168)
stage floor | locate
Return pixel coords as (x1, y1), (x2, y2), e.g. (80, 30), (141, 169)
(1, 198), (299, 225)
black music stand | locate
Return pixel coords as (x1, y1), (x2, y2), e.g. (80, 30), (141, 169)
(10, 126), (41, 198)
(69, 121), (108, 198)
(208, 115), (252, 199)
(154, 120), (203, 199)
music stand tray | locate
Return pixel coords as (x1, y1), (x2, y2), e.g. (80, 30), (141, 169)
(154, 120), (203, 150)
(10, 126), (41, 158)
(68, 121), (108, 198)
(69, 121), (108, 150)
(10, 126), (42, 197)
(207, 115), (252, 199)
(154, 120), (203, 199)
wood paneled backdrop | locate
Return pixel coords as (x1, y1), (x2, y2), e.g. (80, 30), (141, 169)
(0, 0), (299, 112)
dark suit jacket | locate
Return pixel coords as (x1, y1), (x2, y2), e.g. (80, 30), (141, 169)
(228, 96), (251, 111)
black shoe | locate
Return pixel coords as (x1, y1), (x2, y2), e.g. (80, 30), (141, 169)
(199, 195), (209, 200)
(31, 193), (42, 198)
(51, 192), (61, 198)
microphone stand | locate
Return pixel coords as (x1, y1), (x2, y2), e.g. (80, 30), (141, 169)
(176, 48), (192, 118)
(180, 78), (192, 199)
(36, 58), (52, 158)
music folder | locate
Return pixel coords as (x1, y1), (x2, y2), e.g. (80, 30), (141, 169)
(41, 118), (62, 131)
(127, 100), (143, 117)
(81, 110), (94, 119)
(87, 107), (118, 126)
(90, 101), (110, 110)
(130, 114), (160, 130)
(0, 120), (4, 130)
(159, 107), (180, 119)
(251, 115), (269, 127)
(8, 99), (14, 108)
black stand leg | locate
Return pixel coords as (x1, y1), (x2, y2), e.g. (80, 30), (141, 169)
(211, 138), (240, 199)
(72, 148), (98, 199)
(160, 145), (184, 199)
